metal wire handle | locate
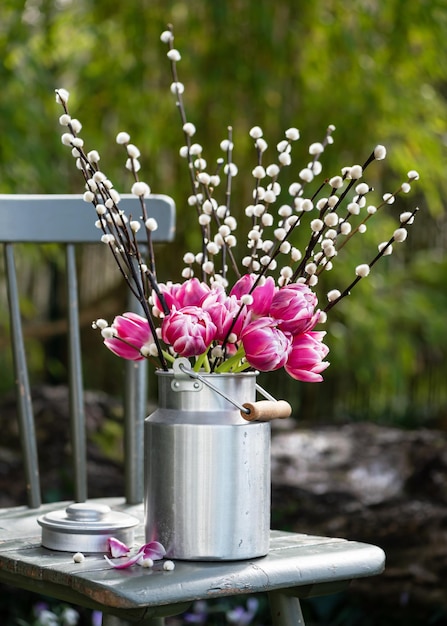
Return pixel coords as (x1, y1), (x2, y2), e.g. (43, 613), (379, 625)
(175, 359), (278, 415)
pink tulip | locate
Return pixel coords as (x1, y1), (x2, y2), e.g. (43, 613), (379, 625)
(230, 274), (276, 317)
(162, 306), (217, 357)
(154, 279), (211, 315)
(104, 312), (152, 361)
(229, 274), (255, 300)
(250, 276), (277, 316)
(271, 283), (319, 334)
(201, 286), (245, 342)
(241, 317), (291, 371)
(285, 331), (330, 382)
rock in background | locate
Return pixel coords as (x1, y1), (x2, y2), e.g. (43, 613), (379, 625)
(271, 422), (447, 623)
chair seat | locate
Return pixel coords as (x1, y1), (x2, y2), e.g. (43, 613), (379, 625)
(0, 499), (385, 622)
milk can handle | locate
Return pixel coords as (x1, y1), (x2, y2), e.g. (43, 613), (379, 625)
(176, 359), (292, 422)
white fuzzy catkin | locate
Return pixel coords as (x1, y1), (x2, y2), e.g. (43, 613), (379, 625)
(378, 242), (393, 255)
(309, 142), (324, 155)
(249, 126), (263, 139)
(132, 181), (150, 197)
(252, 165), (266, 179)
(329, 176), (343, 189)
(93, 318), (108, 330)
(160, 30), (174, 43)
(324, 213), (338, 227)
(278, 152), (291, 166)
(116, 131), (130, 144)
(183, 252), (195, 264)
(355, 264), (370, 277)
(167, 49), (181, 61)
(145, 218), (158, 231)
(285, 127), (300, 140)
(61, 133), (74, 146)
(350, 165), (363, 179)
(393, 228), (408, 242)
(327, 289), (341, 302)
(170, 81), (184, 94)
(55, 88), (70, 104)
(400, 211), (415, 225)
(299, 168), (314, 182)
(183, 122), (196, 136)
(59, 114), (71, 126)
(310, 219), (323, 232)
(374, 145), (387, 160)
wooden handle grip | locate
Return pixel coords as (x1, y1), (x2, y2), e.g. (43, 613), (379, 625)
(241, 400), (292, 422)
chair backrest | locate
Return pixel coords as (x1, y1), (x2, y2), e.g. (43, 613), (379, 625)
(0, 194), (175, 508)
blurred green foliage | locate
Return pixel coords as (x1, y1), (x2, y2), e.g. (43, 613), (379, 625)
(1, 0), (446, 425)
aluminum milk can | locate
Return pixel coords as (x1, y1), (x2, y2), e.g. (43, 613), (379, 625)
(144, 364), (271, 560)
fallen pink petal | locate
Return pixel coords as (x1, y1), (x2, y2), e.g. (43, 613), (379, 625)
(140, 541), (166, 561)
(104, 551), (144, 569)
(107, 537), (130, 558)
(104, 540), (166, 569)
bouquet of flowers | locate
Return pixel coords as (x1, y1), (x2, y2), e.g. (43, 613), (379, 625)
(55, 26), (419, 384)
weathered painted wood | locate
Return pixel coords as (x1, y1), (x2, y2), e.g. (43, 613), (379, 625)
(66, 243), (87, 503)
(0, 194), (175, 243)
(4, 243), (41, 507)
(0, 499), (385, 620)
(269, 591), (306, 626)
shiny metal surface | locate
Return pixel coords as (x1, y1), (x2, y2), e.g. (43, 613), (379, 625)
(38, 502), (139, 553)
(145, 371), (271, 560)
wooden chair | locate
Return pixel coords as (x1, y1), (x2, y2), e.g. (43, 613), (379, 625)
(0, 194), (385, 626)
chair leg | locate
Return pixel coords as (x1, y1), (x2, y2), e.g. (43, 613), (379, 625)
(269, 591), (306, 626)
(101, 615), (132, 626)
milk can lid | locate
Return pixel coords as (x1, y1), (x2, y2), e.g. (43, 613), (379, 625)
(38, 502), (140, 534)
